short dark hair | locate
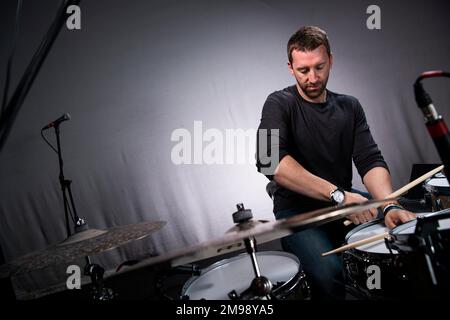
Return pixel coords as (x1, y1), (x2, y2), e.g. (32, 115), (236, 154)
(287, 26), (331, 64)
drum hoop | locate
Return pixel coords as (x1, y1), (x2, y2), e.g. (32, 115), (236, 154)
(181, 250), (300, 297)
(425, 177), (450, 195)
(344, 218), (384, 242)
(345, 245), (398, 257)
(391, 208), (450, 235)
(390, 219), (418, 235)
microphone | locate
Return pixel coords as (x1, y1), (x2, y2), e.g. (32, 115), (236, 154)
(414, 71), (450, 178)
(41, 113), (71, 130)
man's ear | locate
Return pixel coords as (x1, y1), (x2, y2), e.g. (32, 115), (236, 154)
(287, 62), (294, 75)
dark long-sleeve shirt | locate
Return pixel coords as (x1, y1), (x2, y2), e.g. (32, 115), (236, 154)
(256, 85), (388, 213)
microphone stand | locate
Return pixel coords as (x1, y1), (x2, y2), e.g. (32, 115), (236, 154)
(54, 124), (87, 237)
(52, 124), (113, 300)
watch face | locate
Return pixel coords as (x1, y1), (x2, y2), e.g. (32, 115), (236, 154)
(333, 190), (345, 203)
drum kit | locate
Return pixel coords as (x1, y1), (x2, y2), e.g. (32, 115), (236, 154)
(1, 172), (450, 300)
(424, 172), (450, 211)
(337, 170), (450, 300)
(343, 208), (450, 299)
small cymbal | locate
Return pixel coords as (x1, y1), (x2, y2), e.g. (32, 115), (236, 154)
(115, 198), (396, 276)
(0, 220), (166, 278)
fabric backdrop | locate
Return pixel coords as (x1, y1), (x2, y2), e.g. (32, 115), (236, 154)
(0, 0), (449, 299)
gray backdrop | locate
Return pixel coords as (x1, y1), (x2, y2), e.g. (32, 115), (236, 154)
(0, 0), (449, 299)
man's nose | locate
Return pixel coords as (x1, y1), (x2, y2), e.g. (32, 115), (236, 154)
(308, 71), (318, 83)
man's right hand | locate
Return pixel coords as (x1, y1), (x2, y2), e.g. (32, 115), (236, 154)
(343, 191), (378, 225)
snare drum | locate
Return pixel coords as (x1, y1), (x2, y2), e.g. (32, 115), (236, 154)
(181, 251), (310, 300)
(343, 219), (409, 299)
(390, 209), (450, 298)
(424, 174), (450, 211)
(344, 209), (450, 299)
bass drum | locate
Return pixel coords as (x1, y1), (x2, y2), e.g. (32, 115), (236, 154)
(181, 251), (310, 300)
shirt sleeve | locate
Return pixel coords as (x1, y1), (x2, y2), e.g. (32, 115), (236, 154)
(256, 95), (291, 178)
(352, 99), (389, 179)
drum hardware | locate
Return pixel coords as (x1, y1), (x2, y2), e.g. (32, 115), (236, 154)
(228, 270), (273, 300)
(201, 203), (273, 300)
(179, 203), (312, 300)
(229, 204), (272, 300)
(79, 198), (390, 301)
(0, 220), (166, 285)
(50, 198), (386, 300)
(341, 209), (450, 299)
(0, 111), (167, 300)
(384, 238), (394, 255)
(423, 173), (450, 211)
(343, 165), (444, 226)
(62, 198), (387, 300)
(84, 258), (115, 300)
(389, 210), (450, 298)
(226, 237), (273, 300)
(180, 251), (310, 300)
(342, 219), (410, 299)
(424, 193), (433, 211)
(0, 221), (166, 301)
(398, 197), (429, 213)
(115, 197), (396, 277)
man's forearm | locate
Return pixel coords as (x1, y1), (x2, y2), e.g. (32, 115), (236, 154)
(274, 155), (336, 201)
(363, 167), (394, 200)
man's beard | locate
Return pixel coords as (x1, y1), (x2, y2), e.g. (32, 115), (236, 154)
(299, 76), (329, 99)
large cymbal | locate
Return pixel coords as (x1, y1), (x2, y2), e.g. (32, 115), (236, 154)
(0, 220), (166, 278)
(115, 198), (396, 276)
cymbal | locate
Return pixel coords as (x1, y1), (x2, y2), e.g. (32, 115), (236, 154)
(225, 219), (269, 233)
(115, 198), (396, 276)
(0, 220), (166, 278)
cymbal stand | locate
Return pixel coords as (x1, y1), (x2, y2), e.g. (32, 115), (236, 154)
(84, 256), (115, 300)
(228, 204), (273, 300)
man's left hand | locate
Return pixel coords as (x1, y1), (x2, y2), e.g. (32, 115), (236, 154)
(384, 209), (416, 229)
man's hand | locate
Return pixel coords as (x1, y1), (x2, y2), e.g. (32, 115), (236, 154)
(384, 209), (416, 229)
(344, 191), (378, 225)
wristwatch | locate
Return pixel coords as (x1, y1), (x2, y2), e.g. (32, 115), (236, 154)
(330, 187), (345, 205)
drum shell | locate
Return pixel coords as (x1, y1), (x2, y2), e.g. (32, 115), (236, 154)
(424, 177), (450, 211)
(343, 220), (411, 299)
(181, 251), (310, 300)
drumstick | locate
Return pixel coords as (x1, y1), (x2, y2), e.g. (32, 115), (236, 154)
(321, 231), (389, 256)
(343, 165), (445, 226)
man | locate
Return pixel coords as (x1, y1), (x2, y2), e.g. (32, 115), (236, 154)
(256, 26), (415, 299)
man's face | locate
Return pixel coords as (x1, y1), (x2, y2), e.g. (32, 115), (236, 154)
(288, 45), (333, 101)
